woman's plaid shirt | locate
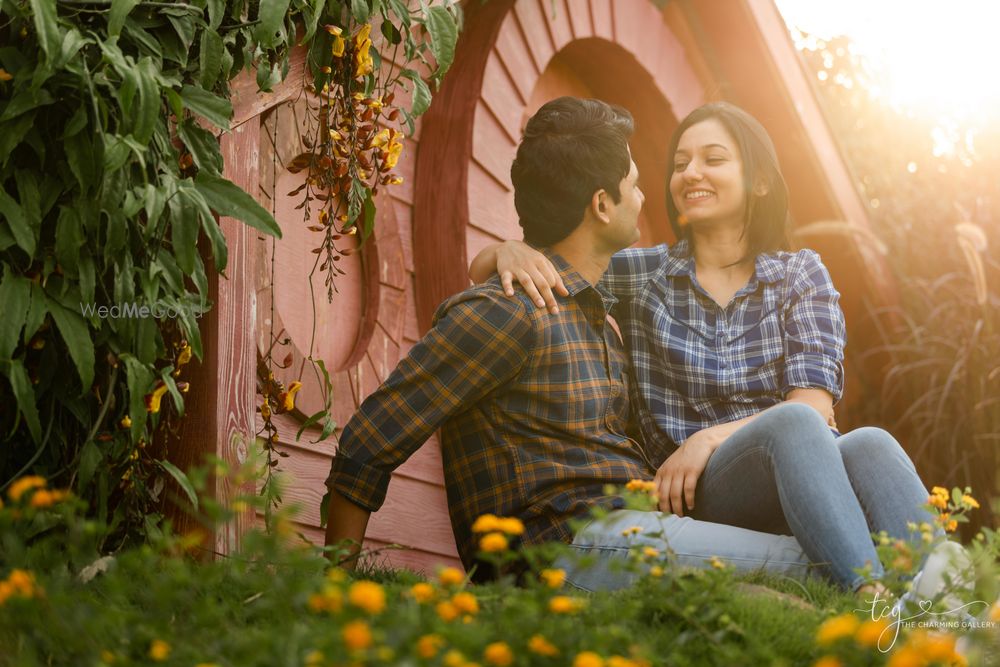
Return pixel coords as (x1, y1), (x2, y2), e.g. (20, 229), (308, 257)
(602, 240), (846, 466)
(326, 252), (654, 573)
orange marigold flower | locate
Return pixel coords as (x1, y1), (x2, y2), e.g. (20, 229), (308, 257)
(438, 567), (464, 587)
(607, 657), (638, 667)
(436, 600), (460, 622)
(813, 657), (843, 667)
(148, 639), (170, 662)
(496, 517), (525, 535)
(885, 644), (923, 667)
(471, 514), (501, 533)
(479, 532), (508, 553)
(348, 580), (385, 614)
(573, 651), (605, 667)
(483, 642), (514, 666)
(416, 634), (444, 659)
(28, 489), (56, 508)
(540, 568), (566, 588)
(549, 595), (584, 614)
(855, 618), (890, 648)
(816, 613), (860, 645)
(342, 620), (372, 651)
(528, 634), (559, 657)
(409, 582), (435, 603)
(8, 569), (36, 596)
(451, 591), (479, 615)
(442, 650), (466, 667)
(144, 381), (169, 414)
(8, 475), (46, 502)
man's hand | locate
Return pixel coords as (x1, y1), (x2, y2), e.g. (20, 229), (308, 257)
(496, 241), (568, 314)
(324, 489), (371, 570)
(654, 429), (720, 516)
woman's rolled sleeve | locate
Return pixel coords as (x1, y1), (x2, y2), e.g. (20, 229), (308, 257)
(781, 250), (846, 401)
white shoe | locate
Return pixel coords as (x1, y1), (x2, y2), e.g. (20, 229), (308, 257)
(894, 541), (975, 616)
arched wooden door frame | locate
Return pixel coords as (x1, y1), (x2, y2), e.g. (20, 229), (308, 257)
(413, 0), (705, 329)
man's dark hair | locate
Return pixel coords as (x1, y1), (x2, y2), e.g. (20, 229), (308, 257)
(511, 97), (634, 247)
(666, 102), (790, 260)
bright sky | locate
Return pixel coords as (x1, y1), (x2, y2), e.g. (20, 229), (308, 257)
(775, 0), (1000, 122)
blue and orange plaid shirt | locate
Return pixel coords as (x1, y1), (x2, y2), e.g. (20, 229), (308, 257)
(326, 251), (655, 574)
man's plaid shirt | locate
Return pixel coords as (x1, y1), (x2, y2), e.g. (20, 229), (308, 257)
(326, 251), (654, 574)
(602, 239), (846, 466)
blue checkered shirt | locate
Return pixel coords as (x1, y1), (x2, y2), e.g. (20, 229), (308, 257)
(601, 239), (846, 466)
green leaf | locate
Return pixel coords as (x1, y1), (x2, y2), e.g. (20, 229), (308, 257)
(133, 57), (162, 144)
(205, 0), (224, 30)
(0, 268), (30, 359)
(158, 459), (199, 511)
(181, 185), (227, 273)
(28, 0), (61, 61)
(402, 69), (431, 116)
(78, 440), (103, 489)
(0, 87), (55, 122)
(108, 0), (141, 37)
(425, 5), (458, 77)
(351, 0), (371, 23)
(23, 282), (47, 344)
(387, 0), (411, 26)
(55, 206), (83, 274)
(198, 28), (224, 90)
(166, 13), (196, 53)
(63, 130), (95, 192)
(58, 27), (89, 67)
(381, 18), (402, 45)
(178, 84), (232, 130)
(46, 295), (95, 392)
(194, 172), (281, 238)
(168, 187), (200, 274)
(0, 187), (36, 255)
(176, 118), (223, 174)
(254, 0), (291, 48)
(62, 104), (88, 138)
(0, 115), (35, 163)
(361, 188), (375, 241)
(7, 359), (42, 443)
(122, 354), (152, 438)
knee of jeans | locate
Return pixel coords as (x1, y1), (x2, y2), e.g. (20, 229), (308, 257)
(760, 402), (833, 454)
(839, 427), (906, 469)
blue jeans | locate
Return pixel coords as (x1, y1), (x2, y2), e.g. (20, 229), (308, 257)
(560, 403), (933, 591)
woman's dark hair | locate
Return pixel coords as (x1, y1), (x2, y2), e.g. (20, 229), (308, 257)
(511, 97), (634, 247)
(666, 102), (790, 259)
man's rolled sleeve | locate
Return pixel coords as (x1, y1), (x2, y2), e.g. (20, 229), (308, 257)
(781, 251), (846, 401)
(326, 287), (535, 511)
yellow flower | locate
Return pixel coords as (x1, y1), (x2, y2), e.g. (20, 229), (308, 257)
(348, 580), (385, 614)
(620, 526), (643, 537)
(409, 582), (435, 603)
(471, 514), (502, 533)
(370, 128), (392, 149)
(990, 601), (1000, 623)
(928, 487), (950, 509)
(0, 68), (13, 82)
(528, 634), (558, 657)
(342, 619), (372, 651)
(416, 634), (445, 659)
(443, 650), (466, 667)
(813, 657), (842, 667)
(649, 565), (664, 578)
(149, 639), (170, 662)
(625, 479), (656, 493)
(908, 629), (958, 662)
(642, 547), (659, 559)
(384, 137), (404, 169)
(7, 569), (36, 596)
(438, 567), (464, 587)
(479, 532), (508, 553)
(708, 556), (726, 570)
(483, 642), (513, 666)
(855, 618), (890, 648)
(28, 489), (55, 508)
(100, 651), (116, 664)
(452, 591), (479, 615)
(573, 651), (605, 667)
(962, 494), (980, 509)
(494, 516), (524, 534)
(119, 415), (132, 429)
(145, 381), (169, 413)
(540, 568), (566, 588)
(549, 595), (584, 614)
(280, 380), (303, 412)
(304, 650), (325, 667)
(8, 475), (46, 502)
(436, 600), (460, 622)
(176, 343), (192, 367)
(885, 645), (923, 667)
(607, 658), (637, 667)
(816, 613), (860, 645)
(353, 23), (373, 77)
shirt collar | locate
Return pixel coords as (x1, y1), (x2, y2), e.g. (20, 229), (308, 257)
(541, 248), (619, 311)
(664, 238), (786, 284)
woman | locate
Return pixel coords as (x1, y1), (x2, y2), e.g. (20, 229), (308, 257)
(470, 102), (934, 592)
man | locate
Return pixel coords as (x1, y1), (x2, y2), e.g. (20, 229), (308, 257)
(324, 97), (810, 587)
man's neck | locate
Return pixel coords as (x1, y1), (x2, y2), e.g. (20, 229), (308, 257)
(549, 237), (613, 286)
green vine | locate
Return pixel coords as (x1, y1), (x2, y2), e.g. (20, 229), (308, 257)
(0, 0), (460, 548)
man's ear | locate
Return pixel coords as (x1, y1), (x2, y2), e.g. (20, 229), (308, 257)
(591, 189), (610, 222)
